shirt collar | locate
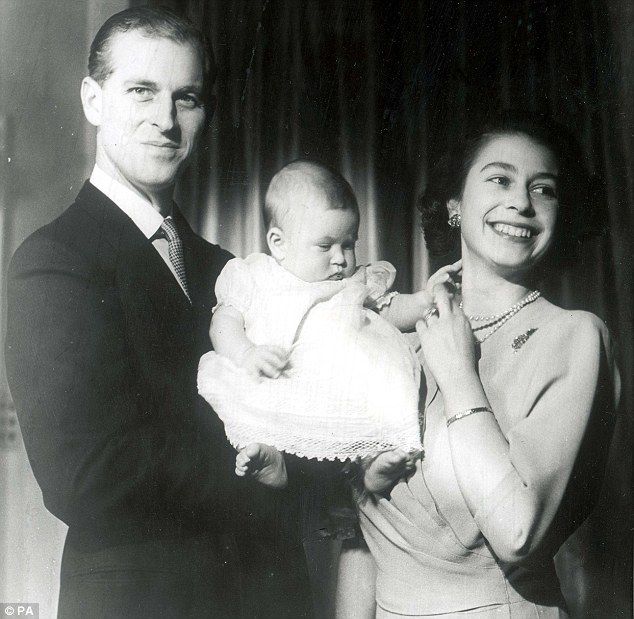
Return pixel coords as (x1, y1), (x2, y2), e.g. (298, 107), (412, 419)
(89, 165), (169, 239)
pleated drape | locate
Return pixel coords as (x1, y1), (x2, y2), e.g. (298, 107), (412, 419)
(144, 0), (631, 614)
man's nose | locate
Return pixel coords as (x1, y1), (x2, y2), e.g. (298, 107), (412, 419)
(151, 95), (177, 132)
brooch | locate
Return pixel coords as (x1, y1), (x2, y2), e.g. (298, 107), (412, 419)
(512, 328), (537, 352)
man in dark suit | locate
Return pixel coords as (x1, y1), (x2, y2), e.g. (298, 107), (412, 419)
(4, 7), (312, 618)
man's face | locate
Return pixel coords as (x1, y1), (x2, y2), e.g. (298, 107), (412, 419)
(91, 30), (206, 197)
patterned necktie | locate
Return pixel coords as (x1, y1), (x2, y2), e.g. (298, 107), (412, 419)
(158, 217), (191, 302)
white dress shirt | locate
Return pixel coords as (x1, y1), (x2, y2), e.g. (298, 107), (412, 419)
(89, 165), (188, 296)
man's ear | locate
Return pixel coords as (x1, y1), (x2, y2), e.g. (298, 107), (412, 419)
(81, 76), (103, 127)
(447, 198), (461, 218)
(266, 227), (286, 262)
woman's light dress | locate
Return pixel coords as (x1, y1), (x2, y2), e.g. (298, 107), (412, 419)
(358, 298), (619, 617)
(198, 253), (422, 461)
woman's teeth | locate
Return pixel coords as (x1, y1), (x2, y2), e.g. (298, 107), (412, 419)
(492, 223), (533, 238)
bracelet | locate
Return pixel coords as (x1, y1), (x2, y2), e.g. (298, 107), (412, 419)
(446, 406), (492, 427)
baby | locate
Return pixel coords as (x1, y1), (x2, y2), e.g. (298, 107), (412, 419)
(198, 160), (458, 492)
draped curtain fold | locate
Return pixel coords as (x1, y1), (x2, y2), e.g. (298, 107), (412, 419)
(146, 0), (631, 614)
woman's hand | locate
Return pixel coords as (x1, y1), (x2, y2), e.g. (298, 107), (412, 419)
(417, 260), (462, 310)
(415, 285), (484, 411)
(425, 259), (462, 295)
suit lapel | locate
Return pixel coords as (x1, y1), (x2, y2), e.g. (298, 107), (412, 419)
(75, 182), (193, 325)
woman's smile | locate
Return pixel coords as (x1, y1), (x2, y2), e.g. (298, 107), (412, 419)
(488, 221), (538, 240)
(457, 134), (559, 273)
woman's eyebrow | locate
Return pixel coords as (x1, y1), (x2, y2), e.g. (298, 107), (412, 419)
(530, 172), (559, 181)
(480, 161), (517, 173)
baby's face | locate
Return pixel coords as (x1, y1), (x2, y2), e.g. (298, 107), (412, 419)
(282, 206), (358, 282)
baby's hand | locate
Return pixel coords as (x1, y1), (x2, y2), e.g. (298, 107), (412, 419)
(241, 345), (289, 378)
(363, 448), (418, 495)
(235, 443), (288, 489)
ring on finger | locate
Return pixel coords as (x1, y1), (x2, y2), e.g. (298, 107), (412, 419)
(422, 306), (439, 324)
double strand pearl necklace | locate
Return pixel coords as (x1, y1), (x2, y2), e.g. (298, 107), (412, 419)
(459, 290), (541, 344)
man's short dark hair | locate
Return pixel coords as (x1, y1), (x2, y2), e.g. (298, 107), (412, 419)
(89, 7), (216, 99)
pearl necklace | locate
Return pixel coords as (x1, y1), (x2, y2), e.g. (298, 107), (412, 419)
(460, 290), (541, 322)
(460, 290), (541, 344)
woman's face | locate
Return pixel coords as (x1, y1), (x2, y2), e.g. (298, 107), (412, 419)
(453, 133), (560, 277)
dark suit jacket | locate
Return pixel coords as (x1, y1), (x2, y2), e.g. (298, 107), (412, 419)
(5, 182), (312, 618)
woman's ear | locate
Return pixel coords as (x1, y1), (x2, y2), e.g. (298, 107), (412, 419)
(81, 76), (103, 127)
(447, 198), (461, 218)
(266, 227), (286, 261)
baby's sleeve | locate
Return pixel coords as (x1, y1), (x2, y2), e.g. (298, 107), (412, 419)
(213, 257), (255, 316)
(364, 261), (398, 310)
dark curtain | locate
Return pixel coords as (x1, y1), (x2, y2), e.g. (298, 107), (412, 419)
(144, 0), (632, 614)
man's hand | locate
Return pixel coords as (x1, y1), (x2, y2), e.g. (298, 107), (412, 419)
(241, 345), (289, 379)
(235, 443), (288, 489)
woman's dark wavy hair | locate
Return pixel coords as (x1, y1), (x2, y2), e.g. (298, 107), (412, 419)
(419, 111), (601, 265)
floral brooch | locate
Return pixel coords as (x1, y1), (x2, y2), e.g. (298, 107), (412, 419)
(512, 328), (537, 352)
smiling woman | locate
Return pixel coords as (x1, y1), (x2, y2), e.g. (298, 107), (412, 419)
(420, 113), (593, 273)
(449, 134), (560, 277)
(355, 112), (620, 617)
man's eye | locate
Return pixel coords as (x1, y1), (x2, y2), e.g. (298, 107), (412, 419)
(129, 87), (153, 100)
(177, 94), (202, 109)
(488, 176), (510, 187)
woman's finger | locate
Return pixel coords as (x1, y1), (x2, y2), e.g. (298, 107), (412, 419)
(447, 258), (462, 273)
(433, 283), (453, 316)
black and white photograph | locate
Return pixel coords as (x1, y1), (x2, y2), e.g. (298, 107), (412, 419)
(0, 1), (631, 617)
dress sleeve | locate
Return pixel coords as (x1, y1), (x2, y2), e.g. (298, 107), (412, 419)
(472, 313), (620, 564)
(363, 261), (398, 310)
(213, 257), (255, 315)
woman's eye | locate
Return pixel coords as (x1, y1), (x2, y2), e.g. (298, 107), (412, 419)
(488, 176), (510, 187)
(317, 244), (332, 251)
(531, 185), (558, 198)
